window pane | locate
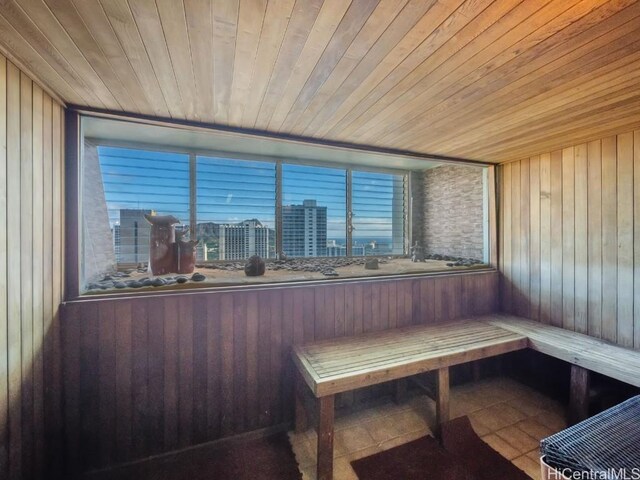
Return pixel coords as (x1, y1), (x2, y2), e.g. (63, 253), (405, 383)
(196, 156), (276, 260)
(282, 164), (346, 257)
(98, 146), (190, 265)
(352, 171), (405, 255)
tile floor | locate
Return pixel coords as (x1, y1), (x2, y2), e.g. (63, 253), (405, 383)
(289, 377), (567, 480)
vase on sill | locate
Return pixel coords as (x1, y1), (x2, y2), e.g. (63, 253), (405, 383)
(175, 237), (199, 274)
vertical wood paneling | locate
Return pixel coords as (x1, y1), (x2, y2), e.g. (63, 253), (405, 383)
(529, 156), (540, 321)
(20, 71), (34, 480)
(511, 161), (521, 316)
(587, 140), (602, 338)
(7, 60), (22, 480)
(31, 83), (44, 478)
(601, 136), (618, 343)
(562, 147), (575, 331)
(60, 271), (499, 473)
(79, 303), (98, 472)
(97, 303), (116, 467)
(192, 296), (208, 444)
(500, 128), (640, 350)
(539, 153), (551, 324)
(550, 150), (563, 327)
(0, 54), (65, 480)
(245, 292), (259, 430)
(574, 144), (588, 335)
(519, 160), (530, 318)
(617, 132), (634, 347)
(132, 301), (149, 458)
(206, 295), (221, 439)
(178, 297), (194, 447)
(0, 54), (7, 479)
(114, 301), (132, 462)
(501, 163), (512, 312)
(635, 130), (640, 350)
(147, 299), (165, 450)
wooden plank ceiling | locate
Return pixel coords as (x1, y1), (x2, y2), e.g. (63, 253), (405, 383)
(1, 0), (639, 163)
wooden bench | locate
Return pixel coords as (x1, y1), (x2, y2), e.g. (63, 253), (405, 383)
(483, 315), (640, 423)
(293, 314), (640, 480)
(292, 319), (529, 480)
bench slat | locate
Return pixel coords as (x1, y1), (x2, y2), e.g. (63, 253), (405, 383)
(293, 320), (528, 397)
(484, 315), (640, 388)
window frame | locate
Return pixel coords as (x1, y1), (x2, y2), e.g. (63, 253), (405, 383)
(67, 110), (496, 300)
(88, 141), (411, 267)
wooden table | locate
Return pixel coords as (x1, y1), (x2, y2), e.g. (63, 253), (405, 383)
(292, 319), (529, 480)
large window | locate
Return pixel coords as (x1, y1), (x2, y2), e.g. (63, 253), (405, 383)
(80, 117), (490, 294)
(91, 147), (407, 269)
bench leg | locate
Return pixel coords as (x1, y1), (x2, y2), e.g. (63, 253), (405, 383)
(295, 370), (309, 433)
(436, 367), (450, 436)
(394, 378), (408, 404)
(317, 395), (335, 480)
(569, 365), (590, 425)
(472, 361), (482, 382)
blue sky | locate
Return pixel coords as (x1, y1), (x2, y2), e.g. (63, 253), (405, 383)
(98, 146), (402, 242)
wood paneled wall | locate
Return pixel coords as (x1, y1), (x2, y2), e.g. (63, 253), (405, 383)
(0, 54), (65, 480)
(61, 271), (498, 474)
(499, 129), (640, 350)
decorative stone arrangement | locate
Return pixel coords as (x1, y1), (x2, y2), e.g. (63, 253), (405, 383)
(85, 254), (485, 292)
(86, 271), (206, 291)
(200, 256), (391, 277)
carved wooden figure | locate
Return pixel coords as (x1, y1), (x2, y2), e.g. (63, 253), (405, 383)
(144, 214), (180, 275)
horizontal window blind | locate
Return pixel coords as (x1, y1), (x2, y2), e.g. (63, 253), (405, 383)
(97, 146), (190, 264)
(282, 164), (346, 257)
(351, 170), (405, 256)
(196, 156), (276, 261)
(95, 147), (406, 268)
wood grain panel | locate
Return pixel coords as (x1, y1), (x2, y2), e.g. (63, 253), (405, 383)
(60, 271), (498, 474)
(635, 130), (640, 349)
(539, 153), (551, 324)
(587, 140), (603, 338)
(617, 132), (634, 347)
(574, 143), (588, 335)
(499, 128), (639, 350)
(0, 0), (639, 162)
(0, 53), (7, 479)
(0, 54), (65, 480)
(562, 147), (575, 331)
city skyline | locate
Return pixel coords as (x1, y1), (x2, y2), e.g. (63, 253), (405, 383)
(112, 205), (395, 263)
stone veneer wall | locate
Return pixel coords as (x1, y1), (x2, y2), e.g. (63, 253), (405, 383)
(82, 140), (116, 283)
(421, 164), (484, 260)
(410, 171), (425, 246)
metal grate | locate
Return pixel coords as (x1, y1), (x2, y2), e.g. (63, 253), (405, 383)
(540, 395), (640, 477)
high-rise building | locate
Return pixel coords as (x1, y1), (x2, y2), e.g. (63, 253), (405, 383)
(218, 219), (270, 260)
(282, 200), (327, 257)
(112, 224), (121, 262)
(116, 209), (153, 264)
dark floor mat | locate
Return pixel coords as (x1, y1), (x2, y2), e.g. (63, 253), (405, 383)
(441, 416), (530, 480)
(351, 435), (474, 480)
(351, 416), (531, 480)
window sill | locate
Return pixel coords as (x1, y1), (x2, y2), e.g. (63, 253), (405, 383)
(68, 261), (496, 303)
